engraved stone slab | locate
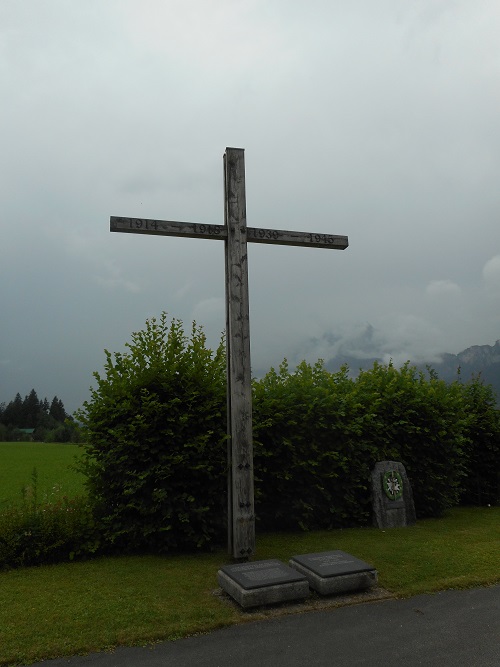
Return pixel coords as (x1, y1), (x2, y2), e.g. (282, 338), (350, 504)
(289, 551), (378, 596)
(220, 559), (306, 590)
(217, 559), (310, 609)
(292, 551), (375, 577)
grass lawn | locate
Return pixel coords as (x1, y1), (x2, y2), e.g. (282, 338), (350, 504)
(0, 442), (85, 507)
(0, 506), (499, 666)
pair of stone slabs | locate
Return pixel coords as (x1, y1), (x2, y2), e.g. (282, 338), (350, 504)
(218, 551), (377, 609)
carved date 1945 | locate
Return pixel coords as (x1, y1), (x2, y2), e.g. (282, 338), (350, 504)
(309, 233), (338, 244)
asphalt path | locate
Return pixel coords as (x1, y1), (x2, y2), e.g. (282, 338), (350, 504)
(30, 585), (500, 667)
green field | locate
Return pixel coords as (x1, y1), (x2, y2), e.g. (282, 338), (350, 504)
(0, 442), (86, 507)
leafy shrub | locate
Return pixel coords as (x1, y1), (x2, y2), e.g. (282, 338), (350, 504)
(76, 314), (227, 553)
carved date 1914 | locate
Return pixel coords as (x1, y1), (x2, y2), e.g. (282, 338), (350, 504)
(130, 218), (158, 231)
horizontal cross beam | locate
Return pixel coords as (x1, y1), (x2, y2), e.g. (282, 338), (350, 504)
(110, 216), (348, 250)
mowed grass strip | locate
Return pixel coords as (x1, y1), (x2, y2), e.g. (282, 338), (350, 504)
(0, 507), (499, 666)
(257, 506), (500, 596)
(0, 553), (239, 666)
(0, 442), (85, 506)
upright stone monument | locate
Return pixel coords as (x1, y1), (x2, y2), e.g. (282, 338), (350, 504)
(371, 461), (416, 529)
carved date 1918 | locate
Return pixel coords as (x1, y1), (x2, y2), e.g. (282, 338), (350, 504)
(194, 224), (222, 236)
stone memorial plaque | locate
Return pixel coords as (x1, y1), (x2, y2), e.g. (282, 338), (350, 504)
(291, 551), (374, 578)
(220, 559), (306, 590)
(289, 550), (378, 596)
(218, 559), (310, 608)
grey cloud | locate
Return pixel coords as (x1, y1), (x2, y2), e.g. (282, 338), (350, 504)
(1, 0), (499, 413)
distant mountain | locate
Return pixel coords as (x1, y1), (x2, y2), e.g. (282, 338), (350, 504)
(427, 340), (500, 401)
(325, 340), (500, 404)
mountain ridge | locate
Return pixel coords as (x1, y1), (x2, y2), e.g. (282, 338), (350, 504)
(324, 339), (500, 403)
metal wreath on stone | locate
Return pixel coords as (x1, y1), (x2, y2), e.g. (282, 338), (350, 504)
(382, 469), (404, 501)
(110, 147), (349, 559)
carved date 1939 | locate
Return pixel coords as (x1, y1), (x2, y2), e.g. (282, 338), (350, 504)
(247, 227), (279, 240)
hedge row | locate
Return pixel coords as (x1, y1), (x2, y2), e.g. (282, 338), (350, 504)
(253, 359), (500, 532)
(3, 314), (494, 569)
(73, 315), (500, 555)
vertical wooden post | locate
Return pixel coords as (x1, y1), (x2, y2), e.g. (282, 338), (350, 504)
(224, 148), (255, 559)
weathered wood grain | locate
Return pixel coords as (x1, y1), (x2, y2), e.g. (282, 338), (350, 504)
(224, 148), (255, 559)
(111, 217), (348, 250)
(246, 227), (348, 249)
(110, 217), (227, 240)
(109, 147), (349, 561)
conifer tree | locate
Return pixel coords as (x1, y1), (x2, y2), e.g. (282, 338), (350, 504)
(23, 389), (40, 428)
(49, 396), (67, 423)
(2, 393), (23, 427)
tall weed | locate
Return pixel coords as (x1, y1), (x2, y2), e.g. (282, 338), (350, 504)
(0, 468), (99, 569)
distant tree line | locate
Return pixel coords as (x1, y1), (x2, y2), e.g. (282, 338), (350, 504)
(0, 389), (81, 443)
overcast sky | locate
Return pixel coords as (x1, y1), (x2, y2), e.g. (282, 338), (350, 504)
(1, 0), (499, 414)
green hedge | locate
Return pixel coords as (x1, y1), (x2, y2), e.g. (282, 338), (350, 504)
(4, 313), (500, 567)
(76, 314), (499, 551)
(6, 313), (495, 567)
(75, 314), (227, 553)
(460, 378), (500, 506)
(349, 363), (469, 518)
(252, 360), (374, 530)
(252, 361), (477, 530)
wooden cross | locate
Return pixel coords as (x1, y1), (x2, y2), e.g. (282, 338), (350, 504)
(110, 147), (348, 559)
